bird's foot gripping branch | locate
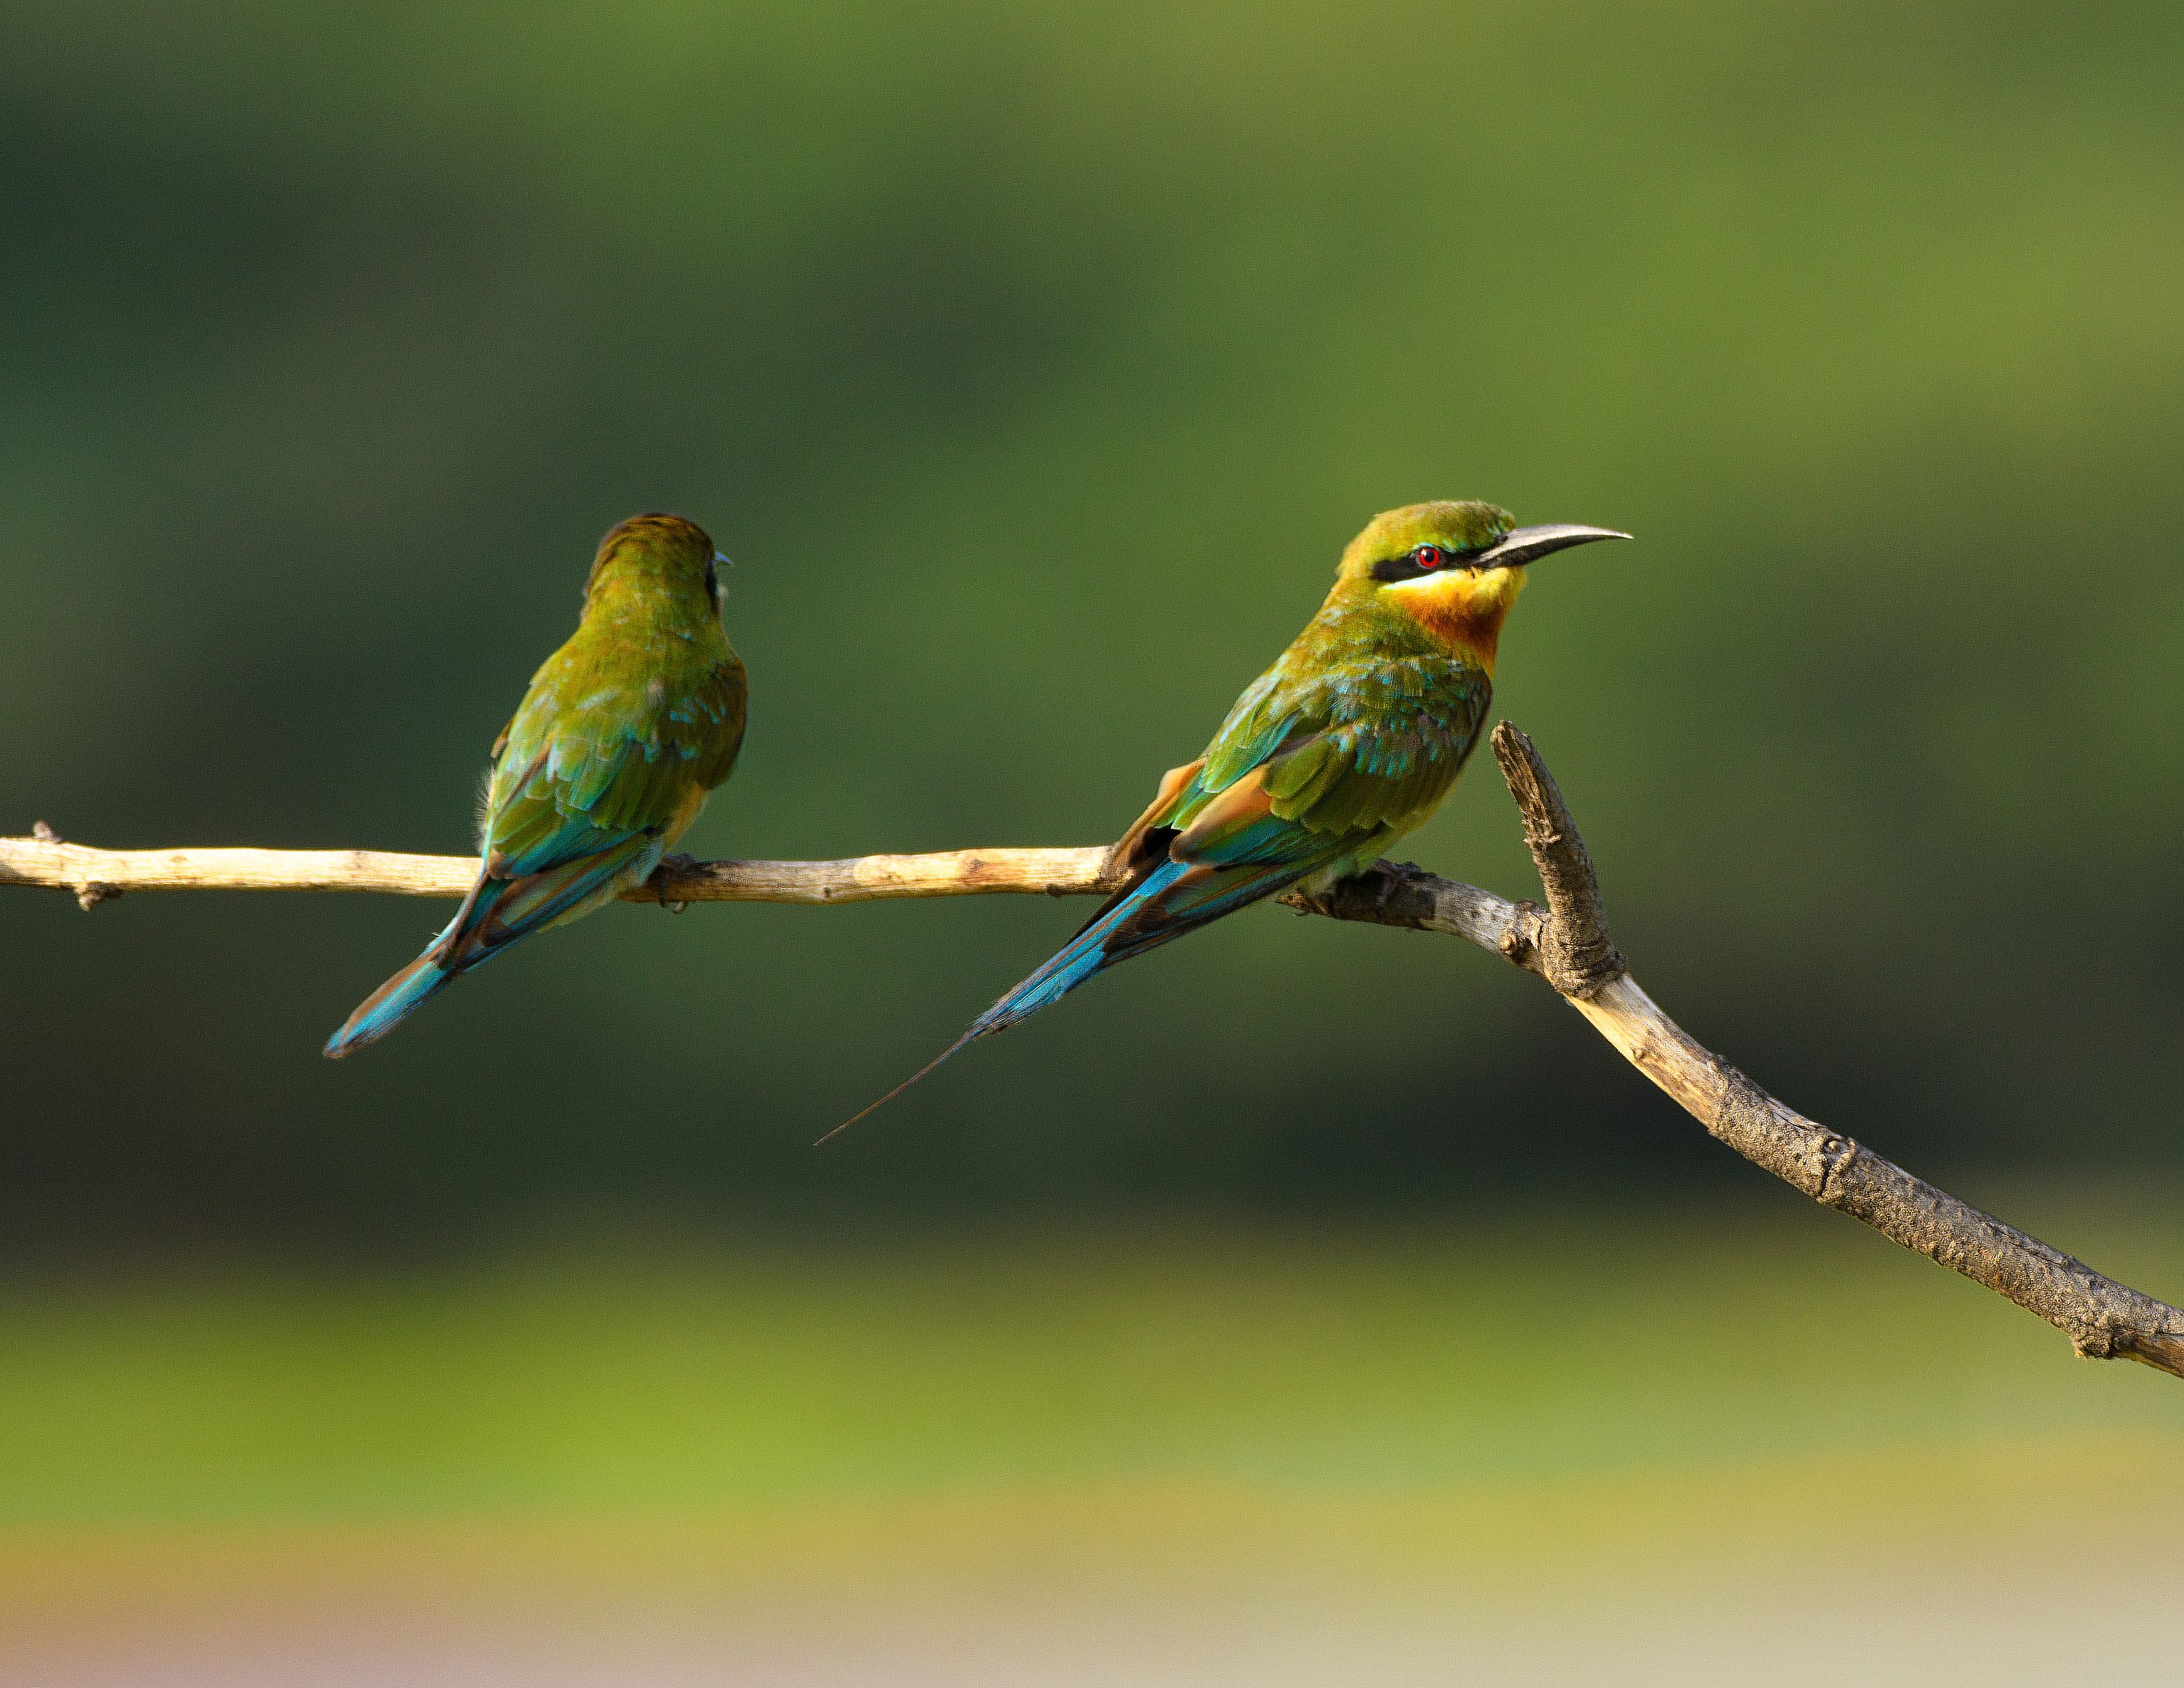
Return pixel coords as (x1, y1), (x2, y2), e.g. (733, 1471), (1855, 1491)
(4, 724), (2181, 1379)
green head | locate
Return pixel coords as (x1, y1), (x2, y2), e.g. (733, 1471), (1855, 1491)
(584, 512), (729, 620)
(1334, 500), (1628, 666)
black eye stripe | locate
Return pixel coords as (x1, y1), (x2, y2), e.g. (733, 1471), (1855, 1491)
(1369, 543), (1485, 583)
(704, 561), (719, 597)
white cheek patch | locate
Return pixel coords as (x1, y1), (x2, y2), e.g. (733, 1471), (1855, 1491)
(1383, 567), (1521, 605)
(1383, 570), (1469, 597)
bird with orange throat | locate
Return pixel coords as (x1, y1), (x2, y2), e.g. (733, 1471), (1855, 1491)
(839, 500), (1626, 1130)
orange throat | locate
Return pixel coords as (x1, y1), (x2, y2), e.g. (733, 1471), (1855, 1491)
(1391, 572), (1520, 672)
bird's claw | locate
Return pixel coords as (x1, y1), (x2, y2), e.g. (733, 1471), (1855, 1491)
(654, 852), (699, 913)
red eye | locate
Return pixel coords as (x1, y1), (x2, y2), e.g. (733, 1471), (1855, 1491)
(1412, 545), (1441, 570)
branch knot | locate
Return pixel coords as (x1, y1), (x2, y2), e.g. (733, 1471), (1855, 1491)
(2071, 1312), (2124, 1362)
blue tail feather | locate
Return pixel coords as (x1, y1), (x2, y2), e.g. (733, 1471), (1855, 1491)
(968, 861), (1195, 1038)
(826, 854), (1314, 1139)
(323, 834), (653, 1058)
(972, 854), (1311, 1039)
(322, 945), (454, 1058)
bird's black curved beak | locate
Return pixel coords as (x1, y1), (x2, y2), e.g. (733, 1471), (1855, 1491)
(1474, 524), (1630, 568)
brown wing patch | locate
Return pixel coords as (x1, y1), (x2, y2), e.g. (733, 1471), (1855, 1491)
(1103, 757), (1204, 882)
(1170, 767), (1276, 863)
(1071, 760), (1209, 945)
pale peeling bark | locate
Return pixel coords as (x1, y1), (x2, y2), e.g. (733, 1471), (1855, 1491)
(7, 728), (2179, 1379)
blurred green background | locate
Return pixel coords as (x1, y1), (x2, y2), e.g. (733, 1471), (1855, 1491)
(2, 3), (2180, 1681)
(5, 0), (2183, 1235)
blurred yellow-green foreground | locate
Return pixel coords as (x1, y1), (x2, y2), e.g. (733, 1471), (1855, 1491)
(2, 3), (2179, 1682)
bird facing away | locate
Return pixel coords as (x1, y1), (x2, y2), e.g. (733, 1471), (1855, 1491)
(325, 513), (747, 1057)
(835, 500), (1626, 1130)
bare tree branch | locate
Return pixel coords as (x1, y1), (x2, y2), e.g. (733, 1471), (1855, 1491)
(7, 728), (2180, 1379)
(1473, 724), (2184, 1380)
(0, 828), (1116, 907)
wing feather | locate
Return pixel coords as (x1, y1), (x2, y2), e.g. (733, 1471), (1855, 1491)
(1136, 650), (1488, 874)
(484, 647), (745, 874)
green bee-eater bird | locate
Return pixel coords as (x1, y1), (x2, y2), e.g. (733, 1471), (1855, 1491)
(325, 513), (747, 1057)
(840, 500), (1625, 1128)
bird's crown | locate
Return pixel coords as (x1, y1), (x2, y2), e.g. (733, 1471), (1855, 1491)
(584, 512), (720, 603)
(1335, 502), (1514, 583)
